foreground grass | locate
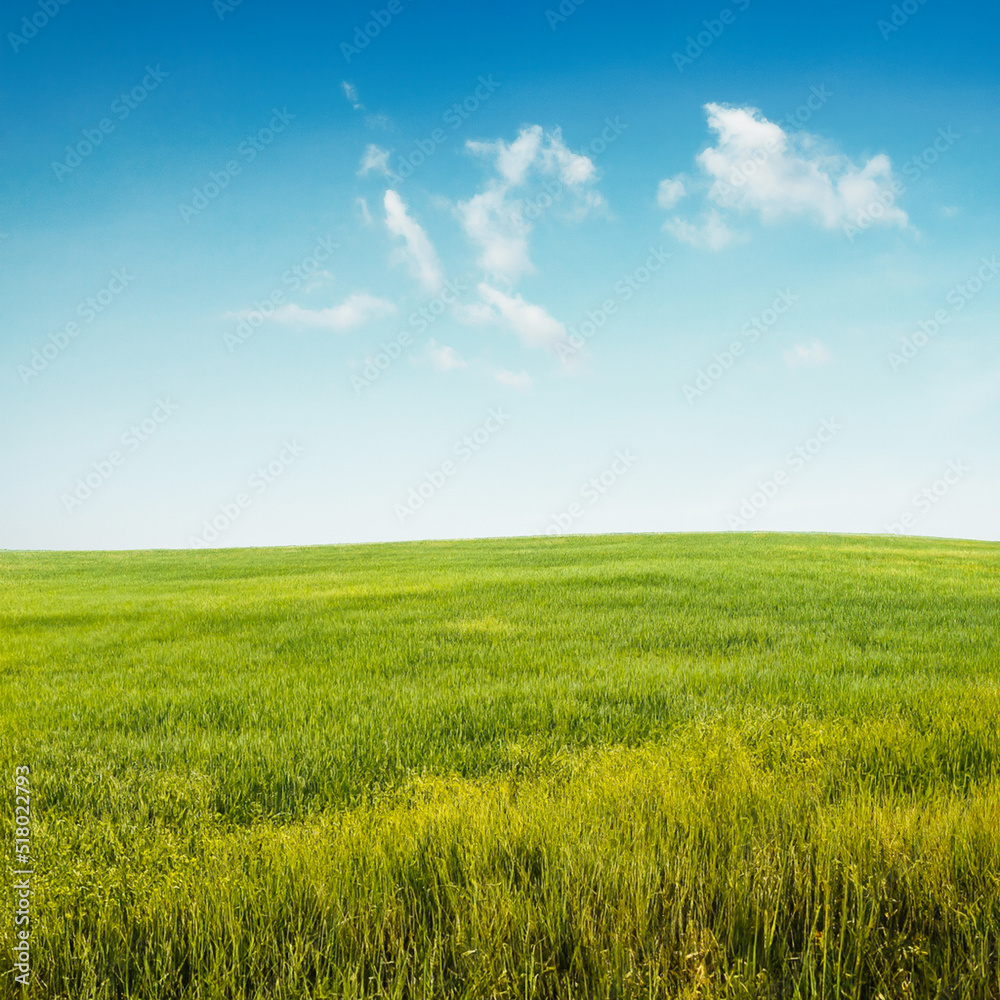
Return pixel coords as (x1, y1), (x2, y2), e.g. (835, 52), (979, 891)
(2, 532), (999, 998)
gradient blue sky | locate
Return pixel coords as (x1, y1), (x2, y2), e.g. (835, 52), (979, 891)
(2, 0), (998, 549)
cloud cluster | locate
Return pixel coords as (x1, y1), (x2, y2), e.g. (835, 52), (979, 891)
(661, 103), (908, 249)
(458, 125), (600, 283)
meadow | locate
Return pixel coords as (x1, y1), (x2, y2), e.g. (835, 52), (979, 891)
(2, 532), (999, 999)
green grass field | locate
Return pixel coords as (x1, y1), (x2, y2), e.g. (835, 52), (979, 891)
(3, 532), (1000, 999)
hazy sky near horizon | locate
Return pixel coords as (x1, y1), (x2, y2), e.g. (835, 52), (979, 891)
(2, 0), (998, 549)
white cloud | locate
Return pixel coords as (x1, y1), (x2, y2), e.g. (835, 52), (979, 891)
(458, 187), (534, 283)
(539, 127), (597, 185)
(467, 126), (544, 186)
(700, 103), (908, 230)
(356, 196), (373, 225)
(358, 144), (391, 177)
(266, 293), (396, 332)
(426, 339), (467, 372)
(784, 339), (833, 369)
(662, 103), (908, 244)
(941, 205), (961, 218)
(384, 190), (444, 292)
(478, 282), (568, 355)
(342, 81), (363, 110)
(458, 125), (602, 282)
(452, 301), (496, 325)
(663, 210), (737, 251)
(657, 176), (686, 209)
(494, 368), (533, 392)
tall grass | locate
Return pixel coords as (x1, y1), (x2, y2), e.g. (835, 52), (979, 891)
(2, 533), (999, 997)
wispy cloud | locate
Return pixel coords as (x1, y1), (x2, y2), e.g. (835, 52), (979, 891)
(358, 144), (391, 177)
(342, 81), (364, 110)
(657, 176), (686, 209)
(265, 293), (396, 331)
(426, 339), (468, 372)
(384, 190), (444, 293)
(784, 339), (833, 368)
(458, 125), (603, 282)
(494, 368), (533, 392)
(663, 210), (737, 250)
(478, 282), (569, 356)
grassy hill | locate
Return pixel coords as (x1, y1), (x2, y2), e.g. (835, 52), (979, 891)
(3, 533), (1000, 998)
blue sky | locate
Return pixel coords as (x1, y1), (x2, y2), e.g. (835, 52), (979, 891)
(2, 0), (998, 549)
